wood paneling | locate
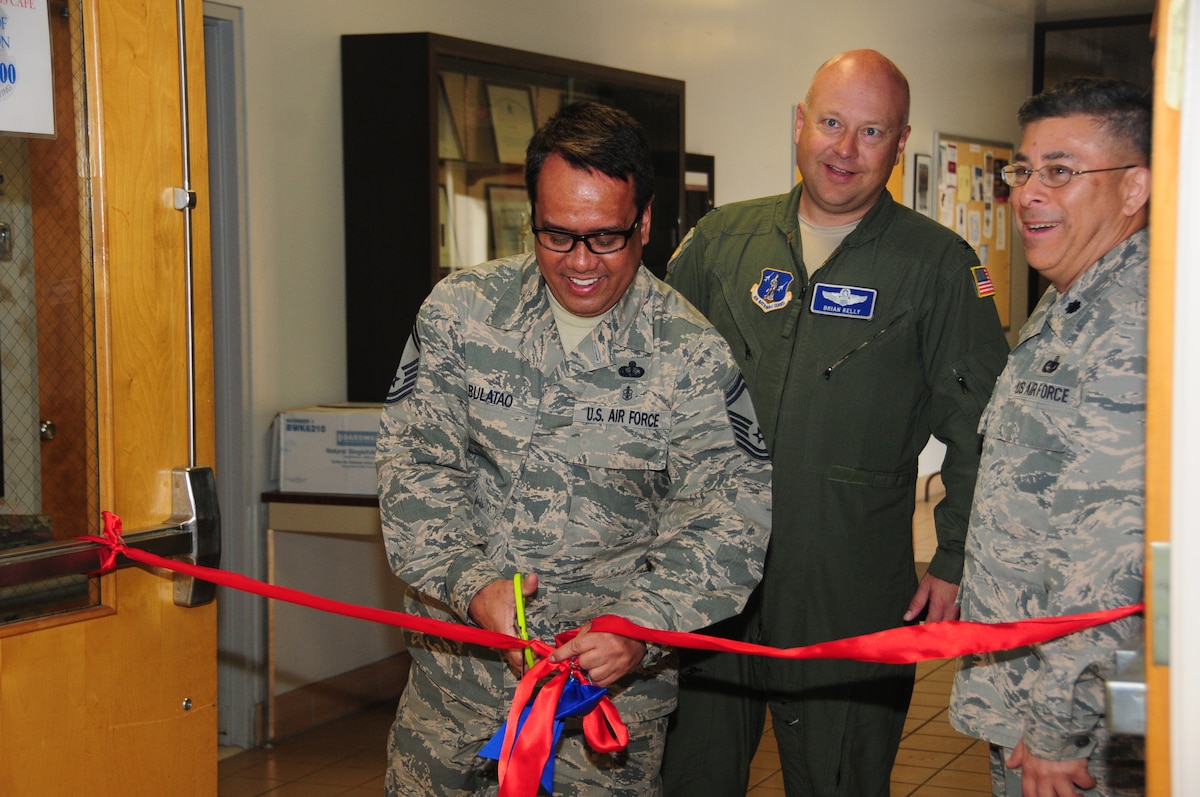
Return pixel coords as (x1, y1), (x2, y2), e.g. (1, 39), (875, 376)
(1145, 1), (1176, 792)
(0, 0), (218, 792)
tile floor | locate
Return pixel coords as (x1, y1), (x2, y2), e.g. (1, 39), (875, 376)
(219, 477), (991, 796)
(216, 657), (989, 796)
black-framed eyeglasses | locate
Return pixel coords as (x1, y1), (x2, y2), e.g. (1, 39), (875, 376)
(530, 220), (641, 254)
(1000, 163), (1137, 189)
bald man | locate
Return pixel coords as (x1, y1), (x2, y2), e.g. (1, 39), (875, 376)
(662, 50), (1009, 796)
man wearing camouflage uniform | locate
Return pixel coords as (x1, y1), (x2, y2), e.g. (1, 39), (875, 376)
(950, 77), (1151, 796)
(377, 101), (772, 797)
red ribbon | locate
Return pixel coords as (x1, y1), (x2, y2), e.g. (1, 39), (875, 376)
(81, 511), (1143, 796)
(583, 608), (1144, 665)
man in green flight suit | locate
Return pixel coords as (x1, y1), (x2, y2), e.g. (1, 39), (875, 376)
(661, 49), (1009, 796)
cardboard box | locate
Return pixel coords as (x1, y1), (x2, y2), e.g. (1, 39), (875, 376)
(272, 404), (383, 495)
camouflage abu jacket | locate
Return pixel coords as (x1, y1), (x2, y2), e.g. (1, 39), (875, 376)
(951, 229), (1148, 759)
(377, 254), (772, 723)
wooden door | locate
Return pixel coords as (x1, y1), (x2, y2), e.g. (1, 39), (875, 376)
(1145, 0), (1177, 792)
(0, 0), (218, 793)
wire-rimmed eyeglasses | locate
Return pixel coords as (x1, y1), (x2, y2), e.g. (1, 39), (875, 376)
(531, 220), (640, 254)
(999, 163), (1137, 189)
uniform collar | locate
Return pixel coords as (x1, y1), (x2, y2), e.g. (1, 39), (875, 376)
(780, 182), (897, 248)
(487, 254), (655, 370)
(1020, 228), (1149, 344)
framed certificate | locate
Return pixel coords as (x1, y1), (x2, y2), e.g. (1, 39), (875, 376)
(487, 184), (531, 258)
(485, 83), (536, 165)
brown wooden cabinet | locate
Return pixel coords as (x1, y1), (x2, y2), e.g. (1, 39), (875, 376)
(340, 32), (685, 401)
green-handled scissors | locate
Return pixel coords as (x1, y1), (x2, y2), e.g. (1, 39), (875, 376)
(513, 573), (536, 668)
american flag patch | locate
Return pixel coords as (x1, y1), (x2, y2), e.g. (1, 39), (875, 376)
(972, 266), (996, 298)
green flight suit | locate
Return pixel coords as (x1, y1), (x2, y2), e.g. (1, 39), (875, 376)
(662, 185), (1009, 796)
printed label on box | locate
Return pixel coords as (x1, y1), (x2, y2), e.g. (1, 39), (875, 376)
(274, 404), (382, 495)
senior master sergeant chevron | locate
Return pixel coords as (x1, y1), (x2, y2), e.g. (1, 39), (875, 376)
(376, 101), (772, 797)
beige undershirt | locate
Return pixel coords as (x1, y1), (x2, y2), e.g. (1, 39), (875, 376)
(547, 289), (605, 352)
(798, 213), (860, 278)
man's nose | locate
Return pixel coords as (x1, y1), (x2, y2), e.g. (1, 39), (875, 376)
(832, 131), (858, 159)
(1014, 176), (1047, 206)
(565, 242), (596, 268)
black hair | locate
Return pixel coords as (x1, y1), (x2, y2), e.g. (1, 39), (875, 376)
(1018, 77), (1152, 164)
(524, 101), (654, 215)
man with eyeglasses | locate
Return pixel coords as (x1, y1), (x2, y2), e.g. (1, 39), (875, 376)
(377, 100), (771, 796)
(950, 77), (1151, 796)
(661, 49), (1009, 796)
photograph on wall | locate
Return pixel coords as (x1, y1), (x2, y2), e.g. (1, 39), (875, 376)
(992, 158), (1011, 204)
(912, 153), (932, 217)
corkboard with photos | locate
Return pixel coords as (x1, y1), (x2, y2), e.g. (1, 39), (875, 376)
(933, 132), (1013, 329)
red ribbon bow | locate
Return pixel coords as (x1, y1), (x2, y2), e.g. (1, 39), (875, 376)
(490, 632), (629, 796)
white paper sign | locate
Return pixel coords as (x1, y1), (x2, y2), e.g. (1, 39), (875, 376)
(0, 1), (56, 137)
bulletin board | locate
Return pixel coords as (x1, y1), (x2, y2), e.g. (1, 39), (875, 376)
(933, 133), (1012, 329)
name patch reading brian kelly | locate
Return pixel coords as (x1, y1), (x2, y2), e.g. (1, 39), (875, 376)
(810, 283), (877, 320)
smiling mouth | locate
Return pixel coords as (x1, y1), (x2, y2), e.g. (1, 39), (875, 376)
(1024, 221), (1059, 232)
(568, 276), (600, 287)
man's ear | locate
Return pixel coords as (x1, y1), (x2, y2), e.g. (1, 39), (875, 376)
(639, 198), (653, 245)
(894, 125), (912, 166)
(1121, 165), (1151, 217)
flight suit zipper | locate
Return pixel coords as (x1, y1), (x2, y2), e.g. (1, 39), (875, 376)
(822, 316), (904, 379)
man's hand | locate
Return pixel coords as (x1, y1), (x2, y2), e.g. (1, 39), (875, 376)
(548, 621), (646, 687)
(903, 572), (960, 622)
(468, 573), (539, 676)
(1007, 739), (1097, 797)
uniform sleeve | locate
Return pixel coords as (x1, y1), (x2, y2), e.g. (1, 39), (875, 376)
(606, 329), (772, 633)
(922, 242), (1010, 585)
(664, 226), (710, 313)
(1023, 304), (1146, 759)
(376, 285), (502, 623)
